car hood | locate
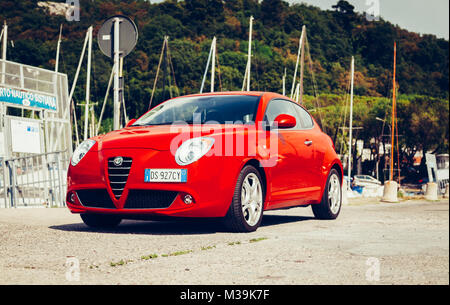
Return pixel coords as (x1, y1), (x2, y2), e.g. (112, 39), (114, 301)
(96, 124), (250, 151)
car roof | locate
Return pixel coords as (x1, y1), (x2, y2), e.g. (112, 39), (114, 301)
(167, 91), (295, 102)
(174, 91), (264, 98)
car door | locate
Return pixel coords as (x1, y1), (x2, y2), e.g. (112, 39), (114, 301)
(292, 103), (322, 198)
(264, 99), (316, 205)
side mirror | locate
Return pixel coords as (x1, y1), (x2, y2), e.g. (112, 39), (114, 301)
(274, 114), (296, 129)
(126, 119), (137, 128)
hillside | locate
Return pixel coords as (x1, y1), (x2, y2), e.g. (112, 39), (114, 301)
(0, 0), (448, 157)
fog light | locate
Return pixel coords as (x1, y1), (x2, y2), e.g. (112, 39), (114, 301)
(67, 192), (76, 204)
(183, 194), (193, 205)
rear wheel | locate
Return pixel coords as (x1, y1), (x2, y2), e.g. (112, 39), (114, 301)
(312, 169), (342, 220)
(80, 214), (122, 228)
(224, 165), (264, 232)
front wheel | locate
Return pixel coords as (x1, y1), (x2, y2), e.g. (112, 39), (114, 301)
(80, 214), (122, 228)
(312, 169), (342, 220)
(224, 165), (265, 232)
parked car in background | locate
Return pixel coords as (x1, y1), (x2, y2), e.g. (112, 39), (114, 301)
(353, 175), (382, 187)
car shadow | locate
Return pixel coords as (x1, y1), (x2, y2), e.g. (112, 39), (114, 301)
(49, 214), (315, 235)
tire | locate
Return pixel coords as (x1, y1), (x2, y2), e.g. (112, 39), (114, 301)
(312, 169), (342, 220)
(80, 214), (122, 228)
(224, 165), (265, 232)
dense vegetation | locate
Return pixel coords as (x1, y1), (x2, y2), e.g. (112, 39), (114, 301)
(1, 0), (448, 178)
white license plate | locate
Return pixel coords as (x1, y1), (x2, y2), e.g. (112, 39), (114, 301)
(144, 169), (187, 183)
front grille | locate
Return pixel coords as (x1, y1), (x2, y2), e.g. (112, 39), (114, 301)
(76, 189), (116, 209)
(108, 157), (132, 199)
(124, 190), (178, 209)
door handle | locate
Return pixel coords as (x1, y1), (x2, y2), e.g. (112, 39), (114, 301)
(304, 140), (313, 146)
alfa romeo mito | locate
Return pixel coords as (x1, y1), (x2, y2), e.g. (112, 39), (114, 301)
(66, 92), (343, 232)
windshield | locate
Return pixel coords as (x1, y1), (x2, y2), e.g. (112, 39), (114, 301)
(133, 95), (260, 126)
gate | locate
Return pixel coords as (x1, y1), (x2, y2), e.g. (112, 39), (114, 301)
(0, 151), (69, 208)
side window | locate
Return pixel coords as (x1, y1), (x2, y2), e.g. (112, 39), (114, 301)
(294, 105), (314, 129)
(264, 99), (302, 130)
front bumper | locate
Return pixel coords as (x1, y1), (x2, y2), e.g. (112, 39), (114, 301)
(66, 148), (242, 218)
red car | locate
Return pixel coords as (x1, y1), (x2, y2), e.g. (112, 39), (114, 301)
(66, 92), (343, 232)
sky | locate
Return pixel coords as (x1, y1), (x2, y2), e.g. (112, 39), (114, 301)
(289, 0), (449, 39)
(149, 0), (449, 40)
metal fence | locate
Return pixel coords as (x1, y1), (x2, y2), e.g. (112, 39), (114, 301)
(1, 151), (69, 208)
(1, 59), (72, 156)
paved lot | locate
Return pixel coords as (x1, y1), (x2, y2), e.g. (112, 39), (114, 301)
(0, 199), (448, 285)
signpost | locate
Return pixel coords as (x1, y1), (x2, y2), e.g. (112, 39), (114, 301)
(98, 15), (138, 130)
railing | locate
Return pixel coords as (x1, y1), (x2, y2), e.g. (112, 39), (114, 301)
(1, 59), (57, 96)
(0, 151), (69, 208)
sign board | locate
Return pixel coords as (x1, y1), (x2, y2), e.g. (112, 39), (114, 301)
(0, 86), (57, 111)
(10, 119), (42, 154)
(97, 15), (138, 58)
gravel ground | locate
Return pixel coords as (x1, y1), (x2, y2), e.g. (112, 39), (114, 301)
(0, 199), (448, 285)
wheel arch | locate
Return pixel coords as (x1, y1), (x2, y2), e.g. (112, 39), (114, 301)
(318, 159), (344, 201)
(241, 159), (268, 205)
(331, 161), (344, 182)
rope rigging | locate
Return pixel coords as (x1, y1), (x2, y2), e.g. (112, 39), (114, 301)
(304, 31), (326, 134)
(148, 36), (178, 110)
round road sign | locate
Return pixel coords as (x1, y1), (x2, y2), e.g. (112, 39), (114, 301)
(97, 15), (138, 58)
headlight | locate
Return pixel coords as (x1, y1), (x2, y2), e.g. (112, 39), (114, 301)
(71, 139), (96, 166)
(175, 137), (215, 166)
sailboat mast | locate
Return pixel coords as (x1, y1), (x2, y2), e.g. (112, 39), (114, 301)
(299, 25), (306, 104)
(290, 25), (305, 98)
(84, 26), (93, 141)
(1, 21), (6, 61)
(348, 56), (355, 189)
(247, 16), (253, 91)
(390, 42), (397, 182)
(1, 21), (7, 84)
(55, 25), (62, 73)
(211, 37), (216, 92)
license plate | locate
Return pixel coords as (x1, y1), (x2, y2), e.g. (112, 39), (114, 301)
(144, 169), (187, 183)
